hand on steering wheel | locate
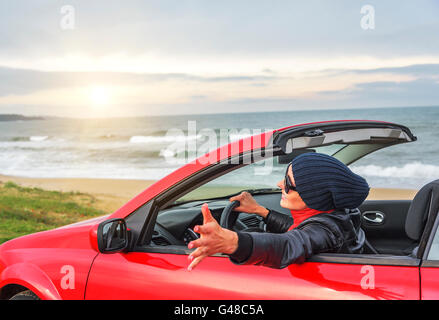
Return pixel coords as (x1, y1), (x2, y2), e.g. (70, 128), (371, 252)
(187, 203), (238, 271)
(220, 200), (241, 229)
(229, 192), (269, 218)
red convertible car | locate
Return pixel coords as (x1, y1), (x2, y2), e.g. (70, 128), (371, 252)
(1, 120), (439, 300)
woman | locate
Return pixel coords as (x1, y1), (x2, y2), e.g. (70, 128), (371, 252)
(187, 152), (370, 271)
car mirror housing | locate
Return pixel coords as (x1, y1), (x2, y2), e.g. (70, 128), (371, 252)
(96, 218), (129, 253)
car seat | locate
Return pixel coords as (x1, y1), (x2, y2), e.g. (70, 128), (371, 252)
(404, 179), (439, 257)
(366, 179), (439, 256)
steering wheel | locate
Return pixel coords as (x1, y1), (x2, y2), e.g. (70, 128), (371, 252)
(220, 200), (241, 229)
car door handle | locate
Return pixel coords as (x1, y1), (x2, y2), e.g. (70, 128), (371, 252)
(362, 211), (385, 224)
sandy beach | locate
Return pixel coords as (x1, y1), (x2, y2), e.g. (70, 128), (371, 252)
(0, 174), (156, 213)
(0, 174), (418, 213)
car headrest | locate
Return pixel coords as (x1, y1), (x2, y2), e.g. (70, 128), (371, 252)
(405, 179), (439, 241)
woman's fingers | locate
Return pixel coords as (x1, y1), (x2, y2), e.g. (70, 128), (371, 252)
(229, 192), (260, 214)
(229, 192), (247, 202)
(201, 203), (215, 224)
(229, 193), (246, 211)
(189, 246), (207, 259)
(193, 224), (210, 234)
(187, 202), (238, 271)
(229, 194), (241, 202)
(187, 238), (210, 271)
(186, 203), (218, 271)
(188, 255), (205, 271)
(188, 238), (204, 249)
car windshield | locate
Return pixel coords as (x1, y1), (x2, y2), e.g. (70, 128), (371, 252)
(174, 144), (347, 203)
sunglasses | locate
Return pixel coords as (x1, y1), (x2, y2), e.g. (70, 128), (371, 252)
(284, 165), (297, 193)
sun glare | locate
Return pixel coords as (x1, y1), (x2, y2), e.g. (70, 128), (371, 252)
(90, 86), (111, 106)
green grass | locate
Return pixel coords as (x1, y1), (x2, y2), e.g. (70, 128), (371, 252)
(0, 181), (106, 244)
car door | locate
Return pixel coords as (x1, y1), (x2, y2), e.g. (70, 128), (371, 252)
(85, 249), (420, 299)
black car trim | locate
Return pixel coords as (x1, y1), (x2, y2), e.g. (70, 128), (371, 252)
(419, 208), (439, 261)
(421, 260), (439, 268)
(418, 209), (439, 260)
(272, 121), (417, 152)
(308, 253), (420, 267)
(136, 245), (420, 267)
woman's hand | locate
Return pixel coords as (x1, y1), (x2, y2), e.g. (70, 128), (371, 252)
(187, 203), (238, 271)
(229, 192), (269, 218)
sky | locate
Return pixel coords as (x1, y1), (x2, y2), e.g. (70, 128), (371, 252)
(1, 0), (439, 118)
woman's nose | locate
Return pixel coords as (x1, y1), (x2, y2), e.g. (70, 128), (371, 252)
(277, 180), (284, 190)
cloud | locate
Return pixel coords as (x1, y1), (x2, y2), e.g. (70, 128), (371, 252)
(221, 77), (439, 111)
(314, 78), (439, 109)
(0, 66), (277, 97)
(341, 64), (439, 78)
(1, 0), (439, 62)
(1, 62), (438, 116)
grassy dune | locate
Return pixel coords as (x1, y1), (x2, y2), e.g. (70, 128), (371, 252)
(0, 181), (105, 244)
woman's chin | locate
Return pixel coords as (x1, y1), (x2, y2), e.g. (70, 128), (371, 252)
(280, 199), (291, 209)
(280, 199), (307, 211)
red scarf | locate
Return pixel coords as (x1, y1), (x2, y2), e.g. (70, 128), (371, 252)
(288, 208), (334, 231)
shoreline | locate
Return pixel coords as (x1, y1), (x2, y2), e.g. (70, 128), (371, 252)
(0, 174), (418, 212)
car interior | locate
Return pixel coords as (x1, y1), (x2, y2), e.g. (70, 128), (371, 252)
(149, 185), (433, 258)
(143, 125), (435, 260)
(148, 174), (436, 260)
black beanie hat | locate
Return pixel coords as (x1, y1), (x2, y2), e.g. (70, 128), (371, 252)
(290, 153), (370, 211)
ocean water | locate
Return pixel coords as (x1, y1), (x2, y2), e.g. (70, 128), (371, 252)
(0, 106), (438, 190)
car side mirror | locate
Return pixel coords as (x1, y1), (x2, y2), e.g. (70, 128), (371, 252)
(97, 218), (129, 253)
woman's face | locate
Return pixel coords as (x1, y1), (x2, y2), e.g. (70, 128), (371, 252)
(277, 165), (308, 210)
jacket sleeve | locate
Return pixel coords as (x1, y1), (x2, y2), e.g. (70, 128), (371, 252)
(264, 209), (294, 233)
(229, 223), (340, 269)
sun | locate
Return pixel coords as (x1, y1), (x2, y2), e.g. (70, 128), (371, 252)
(90, 86), (111, 106)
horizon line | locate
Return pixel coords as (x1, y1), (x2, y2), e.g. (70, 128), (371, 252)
(1, 104), (438, 120)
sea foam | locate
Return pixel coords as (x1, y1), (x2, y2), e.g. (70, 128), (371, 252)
(352, 162), (439, 179)
(30, 136), (49, 142)
(129, 135), (202, 144)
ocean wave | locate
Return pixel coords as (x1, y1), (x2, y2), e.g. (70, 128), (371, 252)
(30, 136), (49, 142)
(97, 134), (117, 139)
(3, 136), (50, 142)
(10, 137), (29, 142)
(2, 130), (264, 145)
(129, 134), (203, 144)
(351, 162), (439, 179)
